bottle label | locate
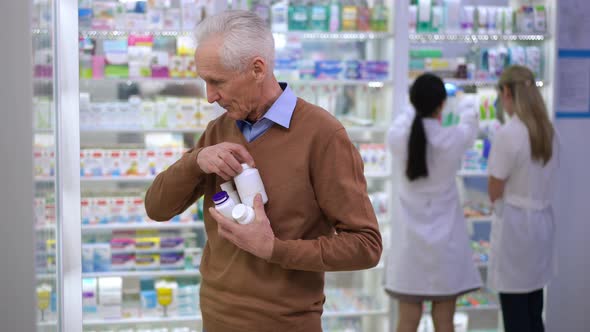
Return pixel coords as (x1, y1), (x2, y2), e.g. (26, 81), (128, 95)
(311, 7), (328, 21)
(293, 12), (308, 22)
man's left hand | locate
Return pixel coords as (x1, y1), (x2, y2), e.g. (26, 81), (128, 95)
(209, 193), (275, 261)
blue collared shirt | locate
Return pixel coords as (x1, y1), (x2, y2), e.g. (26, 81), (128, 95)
(236, 82), (296, 142)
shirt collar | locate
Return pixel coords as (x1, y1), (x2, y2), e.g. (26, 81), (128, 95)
(262, 82), (296, 129)
(238, 82), (296, 129)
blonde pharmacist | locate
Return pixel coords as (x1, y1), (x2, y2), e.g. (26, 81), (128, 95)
(385, 73), (482, 332)
(488, 65), (558, 332)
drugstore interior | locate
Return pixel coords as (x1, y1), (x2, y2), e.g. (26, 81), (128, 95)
(8, 0), (562, 331)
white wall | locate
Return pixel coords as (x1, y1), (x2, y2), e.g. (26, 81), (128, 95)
(0, 1), (37, 331)
(546, 121), (590, 331)
(546, 1), (590, 331)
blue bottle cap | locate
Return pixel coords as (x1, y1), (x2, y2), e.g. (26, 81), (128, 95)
(212, 191), (229, 204)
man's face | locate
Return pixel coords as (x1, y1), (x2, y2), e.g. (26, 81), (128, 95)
(195, 37), (260, 121)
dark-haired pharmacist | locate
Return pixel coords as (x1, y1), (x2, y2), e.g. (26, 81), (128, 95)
(384, 74), (482, 332)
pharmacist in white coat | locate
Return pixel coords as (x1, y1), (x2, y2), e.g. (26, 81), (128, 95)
(385, 74), (482, 332)
(487, 65), (558, 332)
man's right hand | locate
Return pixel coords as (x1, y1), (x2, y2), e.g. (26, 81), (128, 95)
(196, 142), (255, 180)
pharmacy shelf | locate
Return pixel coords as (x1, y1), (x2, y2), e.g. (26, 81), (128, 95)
(47, 125), (387, 137)
(80, 176), (155, 183)
(35, 222), (204, 232)
(467, 216), (493, 223)
(80, 77), (202, 85)
(36, 273), (57, 280)
(457, 169), (488, 178)
(444, 78), (546, 88)
(364, 172), (392, 179)
(82, 270), (200, 278)
(80, 128), (206, 134)
(79, 77), (392, 88)
(50, 173), (393, 183)
(409, 33), (549, 43)
(34, 128), (55, 134)
(38, 270), (201, 279)
(36, 224), (56, 231)
(37, 321), (57, 327)
(345, 125), (389, 135)
(32, 28), (51, 35)
(424, 303), (499, 314)
(33, 77), (53, 84)
(323, 308), (389, 318)
(81, 222), (204, 232)
(456, 303), (500, 312)
(274, 31), (394, 40)
(35, 176), (55, 183)
(83, 315), (202, 326)
(77, 29), (394, 41)
(111, 248), (191, 254)
(80, 29), (193, 38)
(290, 79), (392, 88)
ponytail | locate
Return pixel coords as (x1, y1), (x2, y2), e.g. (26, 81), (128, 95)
(406, 73), (447, 181)
(406, 115), (428, 181)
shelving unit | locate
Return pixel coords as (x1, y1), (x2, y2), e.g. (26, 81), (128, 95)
(82, 270), (200, 279)
(457, 169), (488, 178)
(409, 32), (549, 43)
(323, 309), (389, 318)
(444, 78), (545, 87)
(76, 29), (394, 41)
(37, 270), (202, 279)
(395, 1), (558, 331)
(79, 76), (392, 88)
(81, 222), (204, 232)
(467, 216), (493, 223)
(83, 316), (202, 326)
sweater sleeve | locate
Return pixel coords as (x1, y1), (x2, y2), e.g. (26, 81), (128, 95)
(145, 136), (207, 222)
(269, 128), (383, 271)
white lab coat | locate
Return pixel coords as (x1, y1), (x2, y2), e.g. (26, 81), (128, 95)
(385, 100), (483, 296)
(487, 116), (558, 293)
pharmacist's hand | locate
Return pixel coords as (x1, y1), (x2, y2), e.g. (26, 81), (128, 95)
(209, 194), (274, 261)
(197, 142), (255, 180)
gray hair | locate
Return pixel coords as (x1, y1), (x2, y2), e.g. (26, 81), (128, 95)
(195, 10), (275, 73)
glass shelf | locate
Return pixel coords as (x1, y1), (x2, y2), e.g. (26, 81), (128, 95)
(78, 77), (391, 88)
(443, 78), (546, 88)
(82, 270), (200, 278)
(79, 29), (193, 38)
(76, 29), (393, 40)
(82, 315), (202, 326)
(323, 308), (389, 318)
(273, 31), (394, 40)
(81, 222), (204, 232)
(410, 33), (549, 43)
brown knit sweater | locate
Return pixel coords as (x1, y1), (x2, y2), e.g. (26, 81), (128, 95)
(145, 98), (382, 332)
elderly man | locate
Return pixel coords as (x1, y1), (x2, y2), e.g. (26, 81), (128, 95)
(145, 10), (382, 332)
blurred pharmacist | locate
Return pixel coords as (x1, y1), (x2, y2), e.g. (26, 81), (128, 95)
(385, 73), (482, 332)
(487, 65), (558, 332)
(144, 10), (382, 332)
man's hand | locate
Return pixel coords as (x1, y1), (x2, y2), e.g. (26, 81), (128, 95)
(208, 194), (275, 260)
(197, 142), (255, 180)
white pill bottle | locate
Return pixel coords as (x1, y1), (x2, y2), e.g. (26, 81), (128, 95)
(233, 163), (268, 207)
(220, 181), (242, 205)
(231, 204), (255, 225)
(212, 191), (237, 220)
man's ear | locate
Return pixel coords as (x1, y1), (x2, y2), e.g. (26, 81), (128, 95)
(251, 56), (267, 82)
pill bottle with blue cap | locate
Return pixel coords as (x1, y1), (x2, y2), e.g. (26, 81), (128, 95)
(212, 191), (236, 220)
